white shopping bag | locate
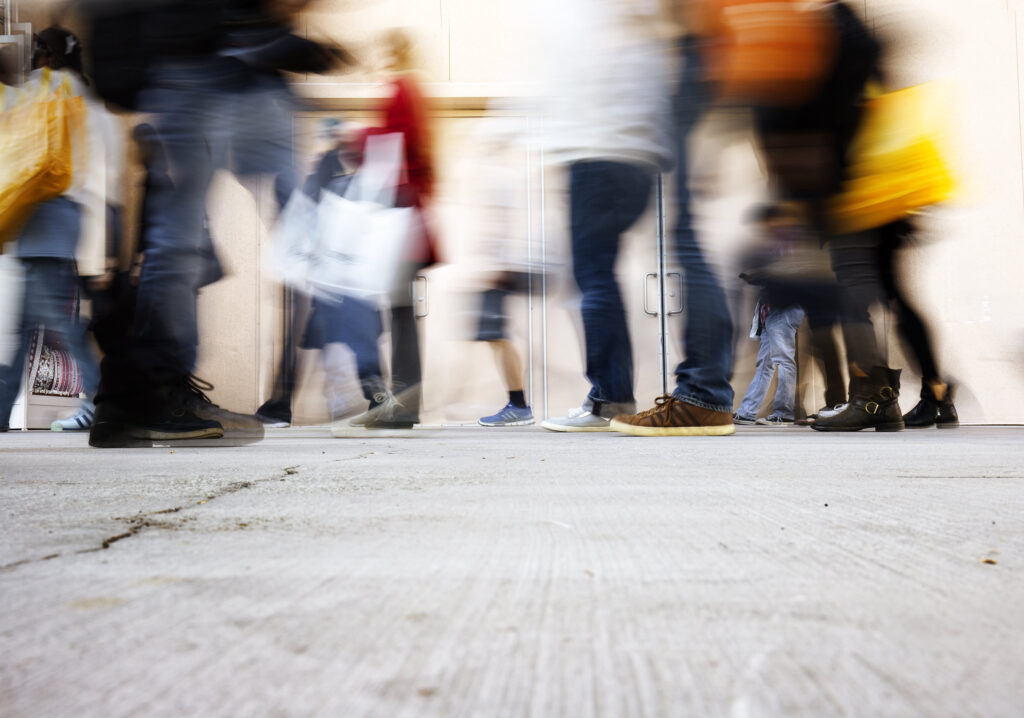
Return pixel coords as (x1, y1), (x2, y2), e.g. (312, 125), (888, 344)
(308, 133), (416, 299)
(309, 192), (414, 299)
(267, 189), (319, 290)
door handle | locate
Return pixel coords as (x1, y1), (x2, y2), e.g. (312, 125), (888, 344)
(643, 272), (659, 316)
(414, 274), (429, 318)
(666, 272), (683, 315)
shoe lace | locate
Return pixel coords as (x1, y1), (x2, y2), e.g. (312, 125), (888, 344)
(633, 395), (676, 419)
(183, 375), (218, 407)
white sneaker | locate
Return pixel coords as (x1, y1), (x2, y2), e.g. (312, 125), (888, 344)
(816, 403), (847, 420)
(540, 406), (611, 432)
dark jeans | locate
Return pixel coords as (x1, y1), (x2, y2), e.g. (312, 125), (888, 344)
(99, 63), (297, 403)
(569, 160), (654, 409)
(670, 37), (735, 413)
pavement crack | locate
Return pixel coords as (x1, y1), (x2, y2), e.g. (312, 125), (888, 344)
(2, 470), (289, 572)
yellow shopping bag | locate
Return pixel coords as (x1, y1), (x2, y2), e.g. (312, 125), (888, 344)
(830, 83), (956, 234)
(0, 68), (85, 245)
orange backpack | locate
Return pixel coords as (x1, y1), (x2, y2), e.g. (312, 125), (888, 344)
(706, 0), (837, 106)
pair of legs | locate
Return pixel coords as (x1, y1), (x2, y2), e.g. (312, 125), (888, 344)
(576, 37), (738, 436)
(92, 65), (296, 444)
(736, 305), (805, 421)
(0, 258), (100, 429)
(316, 293), (420, 423)
(0, 198), (99, 430)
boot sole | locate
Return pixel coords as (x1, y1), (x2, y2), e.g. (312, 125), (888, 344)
(89, 421), (225, 448)
(812, 423), (905, 432)
(608, 420), (735, 437)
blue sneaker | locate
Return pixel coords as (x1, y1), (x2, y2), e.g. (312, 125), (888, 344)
(479, 402), (534, 427)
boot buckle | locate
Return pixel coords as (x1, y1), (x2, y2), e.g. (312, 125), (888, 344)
(879, 386), (895, 400)
(865, 401), (880, 415)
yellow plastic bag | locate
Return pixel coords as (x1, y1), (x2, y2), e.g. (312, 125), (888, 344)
(830, 83), (956, 234)
(0, 68), (85, 245)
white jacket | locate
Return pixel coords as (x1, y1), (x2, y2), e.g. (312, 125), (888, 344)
(534, 0), (675, 172)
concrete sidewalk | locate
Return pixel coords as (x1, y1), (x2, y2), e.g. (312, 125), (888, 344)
(2, 426), (1023, 717)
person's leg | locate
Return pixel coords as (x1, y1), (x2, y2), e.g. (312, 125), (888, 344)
(0, 262), (46, 427)
(874, 225), (957, 426)
(814, 232), (903, 432)
(736, 331), (773, 420)
(570, 160), (653, 414)
(669, 37), (734, 414)
(389, 303), (421, 421)
(335, 295), (385, 402)
(90, 70), (233, 446)
(767, 305), (805, 420)
(609, 37), (735, 436)
(490, 340), (525, 395)
(828, 232), (885, 374)
(129, 86), (222, 386)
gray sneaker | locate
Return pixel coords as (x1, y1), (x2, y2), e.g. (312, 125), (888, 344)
(755, 415), (795, 426)
(541, 406), (611, 432)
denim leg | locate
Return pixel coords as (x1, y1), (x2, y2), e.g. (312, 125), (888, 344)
(766, 306), (805, 420)
(229, 76), (299, 210)
(0, 260), (99, 420)
(736, 333), (773, 419)
(670, 37), (735, 413)
(335, 296), (385, 401)
(570, 160), (653, 408)
(0, 321), (34, 426)
(132, 83), (228, 382)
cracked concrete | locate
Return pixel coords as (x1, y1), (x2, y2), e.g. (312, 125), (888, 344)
(2, 426), (1024, 717)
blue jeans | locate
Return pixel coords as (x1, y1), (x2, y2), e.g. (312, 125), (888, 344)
(0, 259), (100, 425)
(737, 305), (805, 420)
(570, 160), (654, 412)
(128, 64), (297, 387)
(670, 37), (735, 413)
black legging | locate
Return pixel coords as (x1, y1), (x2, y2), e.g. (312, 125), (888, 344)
(829, 221), (940, 381)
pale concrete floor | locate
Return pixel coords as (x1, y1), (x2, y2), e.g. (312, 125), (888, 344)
(2, 426), (1023, 717)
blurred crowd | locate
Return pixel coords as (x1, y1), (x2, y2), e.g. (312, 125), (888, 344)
(0, 0), (961, 446)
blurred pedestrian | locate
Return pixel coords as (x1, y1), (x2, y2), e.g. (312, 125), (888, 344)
(733, 205), (809, 426)
(81, 0), (349, 446)
(607, 6), (738, 436)
(0, 27), (110, 433)
(351, 28), (440, 429)
(538, 0), (673, 432)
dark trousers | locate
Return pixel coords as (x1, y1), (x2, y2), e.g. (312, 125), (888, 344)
(569, 160), (654, 407)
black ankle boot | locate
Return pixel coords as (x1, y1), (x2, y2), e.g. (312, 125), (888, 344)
(903, 384), (938, 428)
(904, 382), (960, 429)
(812, 366), (904, 432)
(935, 383), (959, 428)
